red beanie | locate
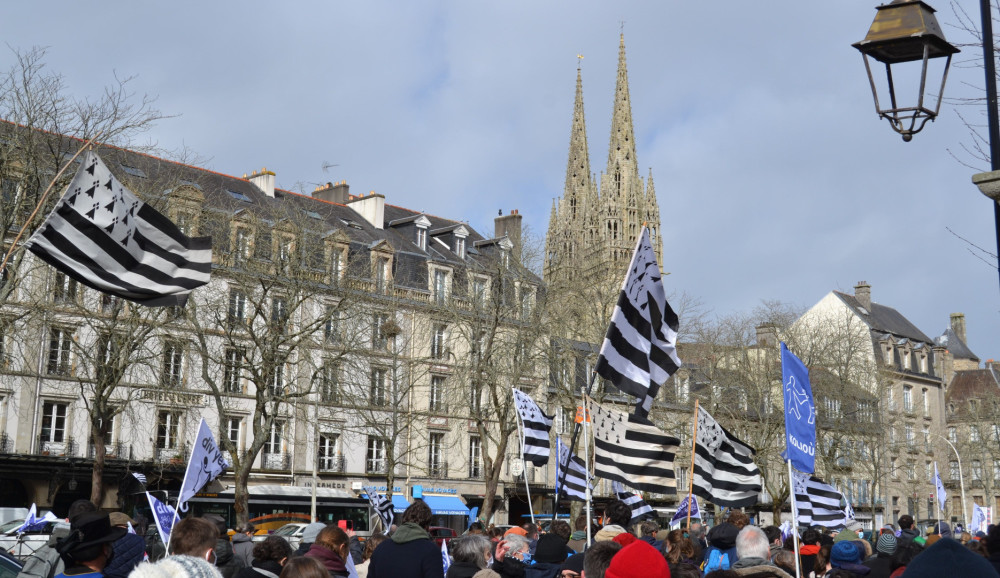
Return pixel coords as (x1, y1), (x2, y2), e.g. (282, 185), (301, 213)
(613, 532), (638, 548)
(604, 540), (670, 578)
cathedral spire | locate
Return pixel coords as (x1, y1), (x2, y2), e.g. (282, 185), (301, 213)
(563, 64), (593, 223)
(606, 33), (638, 181)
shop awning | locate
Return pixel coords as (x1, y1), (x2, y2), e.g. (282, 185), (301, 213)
(391, 495), (411, 513)
(423, 495), (469, 516)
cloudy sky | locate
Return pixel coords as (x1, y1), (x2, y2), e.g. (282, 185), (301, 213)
(4, 1), (998, 357)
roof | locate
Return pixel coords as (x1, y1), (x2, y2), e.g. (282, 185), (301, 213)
(945, 367), (1000, 419)
(834, 291), (934, 344)
(934, 327), (979, 362)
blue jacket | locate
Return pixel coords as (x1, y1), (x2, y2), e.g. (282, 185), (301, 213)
(103, 533), (147, 578)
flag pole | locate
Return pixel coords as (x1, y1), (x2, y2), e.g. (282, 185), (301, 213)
(788, 460), (801, 578)
(512, 392), (536, 526)
(686, 399), (699, 531)
(582, 391), (592, 547)
(0, 132), (103, 277)
(552, 371), (599, 528)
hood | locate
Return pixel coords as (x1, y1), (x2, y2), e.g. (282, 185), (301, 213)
(231, 533), (252, 544)
(391, 522), (431, 544)
(306, 543), (347, 573)
(707, 523), (739, 550)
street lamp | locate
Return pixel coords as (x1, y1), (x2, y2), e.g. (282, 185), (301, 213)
(935, 433), (969, 528)
(853, 0), (959, 141)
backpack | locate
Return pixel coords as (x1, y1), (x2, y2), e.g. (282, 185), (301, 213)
(701, 549), (729, 575)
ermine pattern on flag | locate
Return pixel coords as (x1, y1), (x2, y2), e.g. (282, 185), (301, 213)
(591, 399), (679, 495)
(24, 151), (211, 306)
(556, 438), (591, 501)
(594, 228), (681, 418)
(513, 388), (553, 466)
(132, 472), (147, 485)
(612, 481), (656, 524)
(792, 470), (848, 528)
(691, 407), (761, 508)
(364, 486), (395, 530)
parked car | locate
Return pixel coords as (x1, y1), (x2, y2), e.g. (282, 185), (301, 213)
(0, 518), (56, 562)
(269, 523), (309, 550)
(428, 526), (456, 548)
(0, 549), (23, 578)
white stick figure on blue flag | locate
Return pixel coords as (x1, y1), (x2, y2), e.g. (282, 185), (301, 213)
(781, 342), (815, 474)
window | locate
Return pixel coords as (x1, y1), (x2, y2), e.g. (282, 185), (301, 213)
(319, 361), (340, 403)
(903, 386), (913, 413)
(100, 294), (122, 313)
(222, 348), (243, 393)
(40, 401), (67, 443)
(950, 461), (960, 481)
(277, 236), (293, 268)
(47, 328), (73, 376)
(891, 457), (899, 479)
(471, 277), (488, 308)
(825, 398), (842, 418)
(269, 362), (285, 396)
(922, 426), (931, 451)
(96, 332), (120, 382)
(234, 228), (251, 261)
(374, 257), (389, 292)
(416, 227), (427, 250)
(156, 411), (181, 450)
(994, 460), (1000, 481)
(922, 389), (929, 416)
(330, 249), (344, 283)
(370, 368), (387, 406)
(52, 272), (78, 304)
(519, 286), (533, 320)
(372, 313), (389, 350)
(226, 417), (242, 450)
(905, 424), (914, 448)
(428, 433), (445, 476)
(161, 340), (185, 387)
(469, 436), (482, 478)
(175, 211), (194, 236)
(270, 296), (288, 333)
(555, 407), (571, 435)
(431, 324), (447, 360)
(366, 437), (387, 473)
(973, 460), (983, 481)
(264, 420), (284, 455)
(948, 426), (957, 443)
(433, 270), (448, 305)
(906, 460), (916, 481)
(323, 306), (340, 344)
(228, 289), (247, 327)
(971, 425), (982, 443)
(319, 434), (341, 471)
(455, 237), (465, 259)
(993, 425), (1000, 443)
(469, 382), (482, 415)
(889, 426), (897, 445)
(430, 376), (446, 412)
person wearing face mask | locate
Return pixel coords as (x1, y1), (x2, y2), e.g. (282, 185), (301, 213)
(127, 517), (223, 578)
(491, 534), (531, 578)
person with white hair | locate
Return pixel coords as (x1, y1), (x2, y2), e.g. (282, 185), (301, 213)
(730, 526), (793, 578)
(491, 534), (530, 578)
(446, 535), (494, 578)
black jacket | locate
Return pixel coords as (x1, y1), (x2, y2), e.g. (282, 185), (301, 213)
(368, 524), (444, 578)
(446, 562), (482, 578)
(216, 538), (246, 578)
(235, 560), (283, 578)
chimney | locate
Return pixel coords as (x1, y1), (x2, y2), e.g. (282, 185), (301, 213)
(247, 167), (276, 197)
(755, 323), (778, 348)
(314, 180), (350, 204)
(854, 281), (871, 310)
(495, 209), (522, 242)
(346, 190), (385, 229)
(950, 312), (967, 343)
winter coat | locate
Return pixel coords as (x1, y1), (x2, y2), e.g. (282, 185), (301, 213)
(17, 524), (70, 578)
(231, 534), (255, 568)
(704, 523), (741, 567)
(828, 561), (871, 576)
(234, 559), (283, 578)
(215, 538), (245, 578)
(305, 544), (349, 578)
(446, 562), (483, 578)
(489, 557), (526, 578)
(862, 553), (893, 578)
(523, 562), (561, 578)
(367, 523), (444, 578)
(104, 532), (147, 578)
(897, 529), (919, 544)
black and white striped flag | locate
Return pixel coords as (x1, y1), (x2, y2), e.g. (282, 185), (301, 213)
(364, 486), (395, 530)
(591, 399), (679, 495)
(556, 438), (592, 501)
(594, 227), (681, 418)
(513, 388), (553, 466)
(24, 151), (211, 307)
(691, 407), (761, 508)
(612, 481), (656, 525)
(792, 470), (848, 528)
(132, 472), (147, 485)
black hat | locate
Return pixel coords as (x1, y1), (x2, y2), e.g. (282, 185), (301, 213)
(57, 512), (127, 557)
(534, 533), (569, 564)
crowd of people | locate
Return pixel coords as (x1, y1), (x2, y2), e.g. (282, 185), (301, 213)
(16, 499), (1000, 578)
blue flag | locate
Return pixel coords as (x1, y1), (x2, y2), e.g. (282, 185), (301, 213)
(670, 495), (701, 525)
(781, 342), (815, 474)
(146, 492), (177, 545)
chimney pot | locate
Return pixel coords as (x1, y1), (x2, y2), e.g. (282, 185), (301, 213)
(854, 281), (872, 310)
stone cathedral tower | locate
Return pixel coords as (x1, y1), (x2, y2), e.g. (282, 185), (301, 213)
(545, 34), (663, 294)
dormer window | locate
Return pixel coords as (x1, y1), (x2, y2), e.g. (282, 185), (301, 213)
(455, 237), (465, 259)
(417, 227), (427, 251)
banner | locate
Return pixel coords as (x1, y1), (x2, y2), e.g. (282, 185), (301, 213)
(146, 492), (177, 545)
(178, 418), (229, 511)
(781, 342), (815, 473)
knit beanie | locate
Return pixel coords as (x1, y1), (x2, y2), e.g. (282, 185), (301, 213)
(612, 533), (637, 548)
(594, 524), (627, 542)
(901, 537), (1000, 578)
(876, 532), (898, 555)
(561, 553), (585, 574)
(504, 526), (527, 537)
(830, 541), (861, 566)
(534, 534), (569, 564)
(128, 555), (223, 578)
(301, 522), (327, 544)
(604, 540), (670, 578)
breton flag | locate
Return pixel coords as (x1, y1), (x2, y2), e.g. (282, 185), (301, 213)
(364, 486), (395, 530)
(591, 399), (680, 495)
(556, 438), (592, 502)
(594, 227), (681, 418)
(512, 388), (553, 466)
(24, 150), (211, 307)
(792, 470), (848, 528)
(612, 481), (656, 525)
(933, 462), (948, 511)
(132, 472), (148, 485)
(669, 494), (701, 526)
(177, 418), (229, 511)
(781, 342), (816, 474)
(691, 406), (761, 508)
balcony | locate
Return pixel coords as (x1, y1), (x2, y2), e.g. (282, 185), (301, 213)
(0, 433), (11, 454)
(262, 452), (290, 471)
(88, 441), (132, 460)
(428, 462), (448, 478)
(153, 445), (189, 466)
(366, 460), (387, 474)
(37, 437), (76, 457)
(319, 455), (346, 473)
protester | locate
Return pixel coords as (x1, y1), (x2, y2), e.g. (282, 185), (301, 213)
(548, 522), (572, 548)
(447, 535), (494, 578)
(304, 526), (351, 578)
(761, 527), (782, 561)
(524, 534), (569, 578)
(729, 526), (793, 578)
(231, 525), (256, 568)
(637, 521), (662, 552)
(771, 551), (798, 578)
(278, 557), (328, 578)
(888, 540), (922, 577)
(235, 536), (292, 578)
(663, 530), (697, 573)
(797, 528), (820, 575)
(19, 500), (99, 578)
(367, 500), (444, 578)
(603, 540), (667, 578)
(128, 517), (223, 578)
(896, 517), (918, 544)
(602, 502), (632, 532)
(558, 553), (584, 578)
(104, 513), (148, 578)
(52, 512), (127, 578)
(491, 534), (530, 578)
(356, 534), (386, 578)
(468, 523), (486, 536)
(726, 512), (750, 532)
(812, 543), (832, 578)
(704, 522), (740, 568)
(580, 541), (621, 578)
(987, 523), (1000, 574)
(899, 537), (999, 577)
(294, 524), (328, 558)
(967, 539), (989, 559)
(862, 532), (896, 578)
(688, 522), (708, 551)
(827, 540), (869, 576)
(202, 515), (243, 578)
(566, 518), (588, 554)
(592, 525), (626, 543)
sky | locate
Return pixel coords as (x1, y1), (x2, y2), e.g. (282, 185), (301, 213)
(3, 1), (999, 359)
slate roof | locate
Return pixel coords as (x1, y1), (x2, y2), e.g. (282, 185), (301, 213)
(934, 327), (979, 362)
(945, 367), (1000, 419)
(834, 291), (934, 344)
